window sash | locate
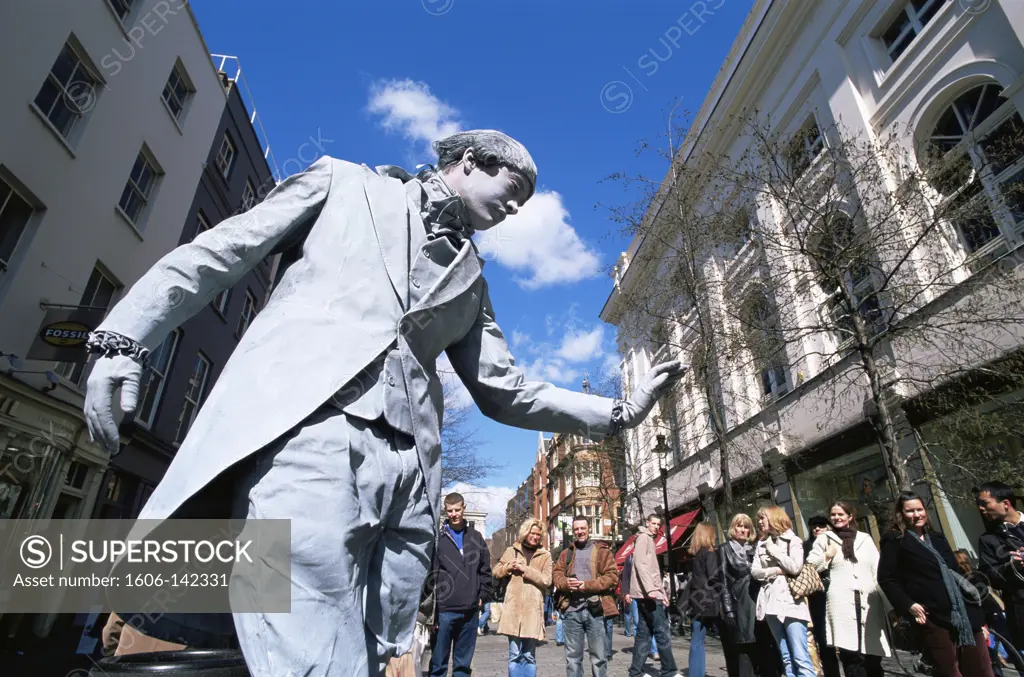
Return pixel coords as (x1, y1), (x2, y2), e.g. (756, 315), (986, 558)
(216, 136), (235, 178)
(136, 330), (180, 428)
(34, 44), (98, 138)
(56, 268), (118, 383)
(0, 179), (34, 273)
(175, 355), (210, 444)
(108, 0), (134, 20)
(118, 152), (157, 223)
(241, 181), (255, 211)
(161, 66), (190, 119)
(236, 292), (257, 338)
(882, 0), (946, 61)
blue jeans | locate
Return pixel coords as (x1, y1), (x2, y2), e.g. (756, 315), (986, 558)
(430, 609), (479, 677)
(509, 637), (538, 677)
(766, 616), (814, 677)
(606, 617), (614, 658)
(479, 603), (491, 632)
(629, 599), (677, 677)
(563, 609), (608, 677)
(689, 616), (709, 677)
(624, 600), (636, 636)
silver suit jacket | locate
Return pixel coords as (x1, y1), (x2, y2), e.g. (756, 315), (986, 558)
(93, 157), (615, 532)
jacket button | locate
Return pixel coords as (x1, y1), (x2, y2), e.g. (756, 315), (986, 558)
(424, 250), (431, 259)
(412, 278), (421, 288)
(388, 375), (396, 387)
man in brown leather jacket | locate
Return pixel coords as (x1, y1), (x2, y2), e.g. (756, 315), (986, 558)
(553, 515), (619, 677)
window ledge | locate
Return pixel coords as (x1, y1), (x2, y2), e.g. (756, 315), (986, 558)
(161, 97), (185, 135)
(101, 0), (133, 38)
(28, 102), (77, 159)
(114, 205), (145, 241)
(874, 0), (957, 91)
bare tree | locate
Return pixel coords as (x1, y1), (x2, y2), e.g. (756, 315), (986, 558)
(603, 103), (777, 517)
(438, 371), (501, 488)
(605, 97), (1024, 510)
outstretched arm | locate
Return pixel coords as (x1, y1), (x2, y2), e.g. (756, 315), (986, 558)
(83, 157), (334, 452)
(446, 279), (684, 438)
(95, 157), (333, 351)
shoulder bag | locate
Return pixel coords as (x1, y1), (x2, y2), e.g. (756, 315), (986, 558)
(783, 537), (823, 600)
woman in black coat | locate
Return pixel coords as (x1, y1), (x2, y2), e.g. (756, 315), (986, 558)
(877, 491), (993, 677)
(685, 523), (723, 677)
(720, 513), (765, 677)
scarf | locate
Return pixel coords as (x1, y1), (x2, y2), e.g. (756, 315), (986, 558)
(917, 533), (975, 647)
(522, 541), (538, 566)
(375, 164), (474, 245)
(834, 524), (858, 563)
(725, 539), (754, 575)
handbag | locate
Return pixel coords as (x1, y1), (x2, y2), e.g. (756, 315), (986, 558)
(787, 562), (824, 600)
(778, 537), (823, 600)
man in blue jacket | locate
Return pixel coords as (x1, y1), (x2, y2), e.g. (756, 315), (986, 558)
(428, 492), (493, 677)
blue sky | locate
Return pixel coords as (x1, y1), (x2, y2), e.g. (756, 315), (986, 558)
(191, 0), (755, 534)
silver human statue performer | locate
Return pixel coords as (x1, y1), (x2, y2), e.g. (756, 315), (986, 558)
(82, 130), (685, 676)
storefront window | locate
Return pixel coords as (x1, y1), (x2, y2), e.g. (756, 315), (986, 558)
(0, 428), (56, 519)
(792, 446), (896, 542)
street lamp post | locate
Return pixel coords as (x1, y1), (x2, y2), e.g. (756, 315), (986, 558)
(653, 433), (676, 604)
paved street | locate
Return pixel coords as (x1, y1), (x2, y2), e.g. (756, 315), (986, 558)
(425, 621), (985, 677)
(429, 623), (719, 677)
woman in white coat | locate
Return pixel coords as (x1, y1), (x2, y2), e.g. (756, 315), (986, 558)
(807, 501), (891, 677)
(753, 505), (816, 677)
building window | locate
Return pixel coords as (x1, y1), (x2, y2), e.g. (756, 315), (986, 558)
(236, 290), (257, 338)
(809, 215), (883, 344)
(56, 267), (119, 384)
(106, 0), (135, 21)
(741, 293), (789, 399)
(161, 61), (193, 121)
(880, 0), (947, 63)
(576, 461), (601, 488)
(786, 115), (825, 177)
(924, 83), (1024, 262)
(175, 353), (211, 444)
(241, 179), (256, 211)
(0, 176), (35, 279)
(64, 461), (89, 490)
(118, 149), (159, 225)
(216, 134), (236, 179)
(193, 211), (231, 312)
(34, 42), (99, 139)
(135, 329), (180, 429)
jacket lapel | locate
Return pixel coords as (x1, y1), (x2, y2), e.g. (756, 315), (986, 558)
(411, 239), (482, 312)
(362, 167), (412, 311)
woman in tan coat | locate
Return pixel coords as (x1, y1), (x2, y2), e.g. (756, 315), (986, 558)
(493, 518), (552, 677)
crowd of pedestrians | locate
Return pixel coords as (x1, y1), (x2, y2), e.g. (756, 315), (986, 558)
(412, 479), (1024, 677)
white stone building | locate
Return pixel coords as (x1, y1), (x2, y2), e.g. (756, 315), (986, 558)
(0, 0), (227, 525)
(601, 0), (1024, 554)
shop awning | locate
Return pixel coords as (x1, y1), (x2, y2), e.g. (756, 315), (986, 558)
(614, 509), (700, 565)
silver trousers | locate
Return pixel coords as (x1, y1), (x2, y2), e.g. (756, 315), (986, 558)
(230, 404), (435, 677)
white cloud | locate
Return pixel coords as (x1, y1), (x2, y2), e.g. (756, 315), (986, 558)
(476, 190), (602, 290)
(447, 482), (515, 537)
(520, 356), (582, 387)
(367, 79), (461, 151)
(558, 327), (605, 362)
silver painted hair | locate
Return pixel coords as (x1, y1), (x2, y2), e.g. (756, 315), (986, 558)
(432, 129), (537, 199)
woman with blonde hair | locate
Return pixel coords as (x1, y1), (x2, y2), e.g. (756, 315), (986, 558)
(807, 501), (890, 677)
(493, 518), (552, 677)
(752, 505), (815, 677)
(720, 513), (761, 677)
(684, 522), (722, 677)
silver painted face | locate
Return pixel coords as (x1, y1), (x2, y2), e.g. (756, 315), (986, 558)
(444, 149), (530, 231)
